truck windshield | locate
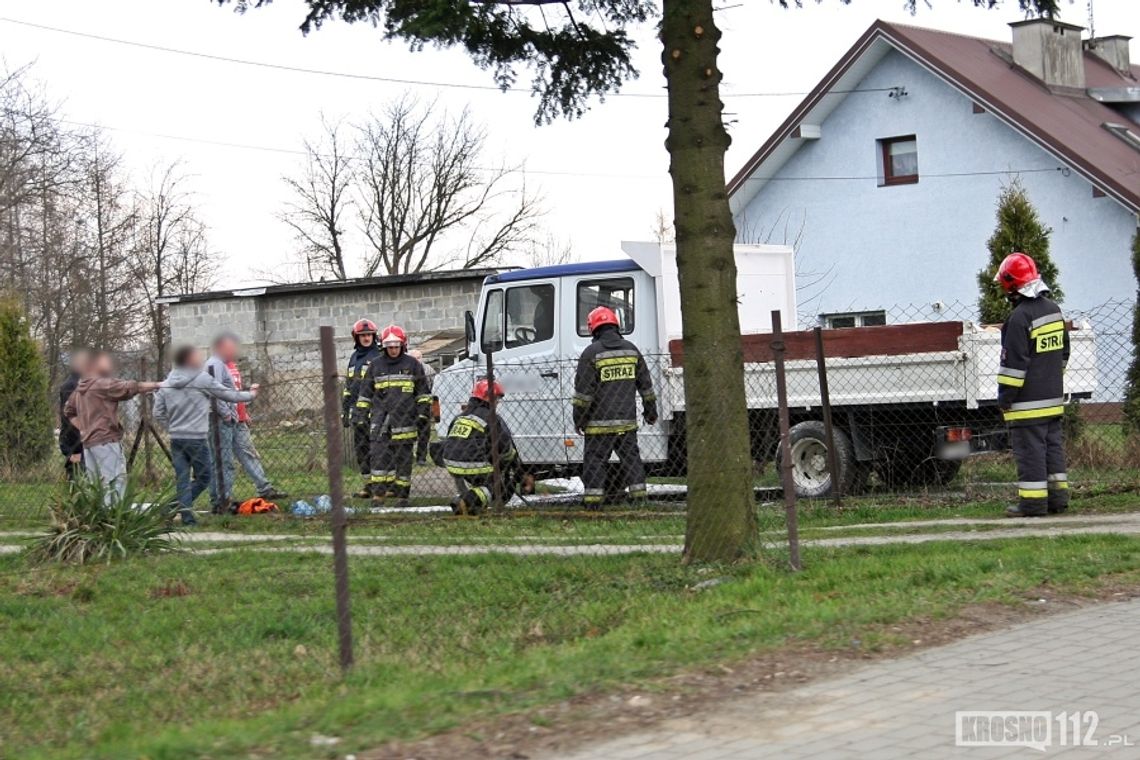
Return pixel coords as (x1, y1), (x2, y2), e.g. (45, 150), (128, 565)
(577, 277), (635, 336)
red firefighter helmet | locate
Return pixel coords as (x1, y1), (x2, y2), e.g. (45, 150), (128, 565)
(380, 324), (407, 348)
(472, 378), (506, 402)
(994, 252), (1039, 294)
(351, 318), (378, 338)
(586, 306), (620, 334)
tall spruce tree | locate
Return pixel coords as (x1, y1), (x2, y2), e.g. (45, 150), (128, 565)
(0, 299), (54, 470)
(1123, 231), (1140, 433)
(978, 180), (1062, 324)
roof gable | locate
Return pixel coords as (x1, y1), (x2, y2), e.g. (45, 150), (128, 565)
(728, 20), (1140, 216)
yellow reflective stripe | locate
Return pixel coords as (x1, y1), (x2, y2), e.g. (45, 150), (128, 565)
(447, 465), (494, 476)
(391, 431), (417, 440)
(997, 375), (1025, 387)
(1029, 320), (1064, 338)
(585, 423), (638, 435)
(375, 380), (415, 391)
(1018, 488), (1048, 499)
(355, 400), (371, 408)
(416, 395), (432, 404)
(1003, 405), (1064, 421)
(571, 397), (590, 407)
(595, 356), (639, 368)
(1049, 481), (1070, 490)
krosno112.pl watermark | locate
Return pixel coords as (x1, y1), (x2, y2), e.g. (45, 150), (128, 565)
(955, 711), (1133, 751)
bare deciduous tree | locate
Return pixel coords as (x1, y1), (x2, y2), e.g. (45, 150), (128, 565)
(136, 163), (218, 370)
(516, 231), (574, 269)
(281, 116), (353, 280)
(356, 98), (541, 276)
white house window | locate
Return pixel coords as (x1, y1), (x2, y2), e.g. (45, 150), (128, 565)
(822, 310), (887, 329)
(879, 135), (918, 185)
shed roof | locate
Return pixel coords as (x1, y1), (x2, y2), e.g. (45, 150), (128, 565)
(727, 20), (1140, 215)
(159, 267), (501, 305)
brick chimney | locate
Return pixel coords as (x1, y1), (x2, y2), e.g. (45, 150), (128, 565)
(1010, 18), (1086, 91)
(1085, 35), (1133, 77)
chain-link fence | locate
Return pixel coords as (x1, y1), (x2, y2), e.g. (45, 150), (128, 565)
(2, 297), (1137, 532)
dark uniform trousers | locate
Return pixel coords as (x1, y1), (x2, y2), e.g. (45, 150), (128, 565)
(583, 432), (647, 507)
(1011, 419), (1069, 513)
(352, 425), (371, 476)
(371, 431), (415, 498)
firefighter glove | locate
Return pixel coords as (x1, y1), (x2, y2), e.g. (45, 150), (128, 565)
(643, 400), (659, 426)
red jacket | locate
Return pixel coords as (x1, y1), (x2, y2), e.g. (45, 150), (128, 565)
(227, 361), (251, 424)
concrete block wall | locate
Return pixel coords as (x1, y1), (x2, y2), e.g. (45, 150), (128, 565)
(167, 277), (484, 382)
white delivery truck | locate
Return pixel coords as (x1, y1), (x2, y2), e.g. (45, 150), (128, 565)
(432, 242), (1097, 497)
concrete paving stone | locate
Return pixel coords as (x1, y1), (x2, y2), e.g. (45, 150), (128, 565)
(541, 601), (1140, 758)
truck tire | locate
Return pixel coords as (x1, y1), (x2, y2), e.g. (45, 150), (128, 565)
(776, 420), (856, 499)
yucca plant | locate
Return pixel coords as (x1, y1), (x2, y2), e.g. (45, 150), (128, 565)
(27, 477), (182, 564)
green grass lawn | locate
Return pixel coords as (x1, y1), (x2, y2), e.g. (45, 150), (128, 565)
(4, 534), (1140, 759)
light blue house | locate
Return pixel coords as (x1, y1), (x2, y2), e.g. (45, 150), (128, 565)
(728, 18), (1140, 332)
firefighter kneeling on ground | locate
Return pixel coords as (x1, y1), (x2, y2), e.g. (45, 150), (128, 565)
(994, 251), (1070, 518)
(443, 378), (519, 515)
(354, 324), (431, 508)
(344, 318), (381, 499)
(572, 306), (657, 509)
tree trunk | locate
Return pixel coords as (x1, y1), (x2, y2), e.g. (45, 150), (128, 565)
(661, 0), (757, 562)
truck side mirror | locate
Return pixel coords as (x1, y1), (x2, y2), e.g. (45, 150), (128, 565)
(464, 310), (477, 359)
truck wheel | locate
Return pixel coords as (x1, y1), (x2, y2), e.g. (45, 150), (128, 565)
(776, 420), (856, 499)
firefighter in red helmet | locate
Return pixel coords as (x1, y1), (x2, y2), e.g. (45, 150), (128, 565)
(344, 319), (380, 498)
(442, 378), (518, 515)
(353, 324), (431, 507)
(571, 306), (657, 508)
(994, 252), (1070, 517)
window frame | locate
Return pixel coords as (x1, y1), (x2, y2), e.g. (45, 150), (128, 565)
(504, 283), (556, 349)
(879, 135), (919, 186)
(576, 277), (636, 337)
(822, 310), (887, 329)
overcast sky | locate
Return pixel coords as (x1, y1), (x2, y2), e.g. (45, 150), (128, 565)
(2, 0), (1136, 289)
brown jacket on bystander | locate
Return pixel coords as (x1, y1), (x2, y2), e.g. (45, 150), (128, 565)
(63, 378), (142, 448)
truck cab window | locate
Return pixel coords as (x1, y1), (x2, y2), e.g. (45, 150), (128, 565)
(577, 278), (635, 336)
(506, 284), (555, 348)
(481, 289), (504, 352)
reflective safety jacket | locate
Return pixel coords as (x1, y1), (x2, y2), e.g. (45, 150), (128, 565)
(997, 294), (1069, 427)
(355, 351), (431, 441)
(343, 344), (381, 421)
(442, 400), (516, 476)
(571, 325), (657, 435)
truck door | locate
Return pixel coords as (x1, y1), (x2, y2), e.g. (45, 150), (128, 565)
(479, 279), (568, 468)
(562, 271), (668, 466)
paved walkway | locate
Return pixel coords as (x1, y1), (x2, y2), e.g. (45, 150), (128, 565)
(5, 512), (1140, 557)
(545, 599), (1140, 759)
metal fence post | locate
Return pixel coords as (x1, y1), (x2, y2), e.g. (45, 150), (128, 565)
(772, 310), (801, 571)
(485, 352), (504, 511)
(319, 326), (354, 672)
(813, 327), (843, 508)
(207, 363), (227, 514)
